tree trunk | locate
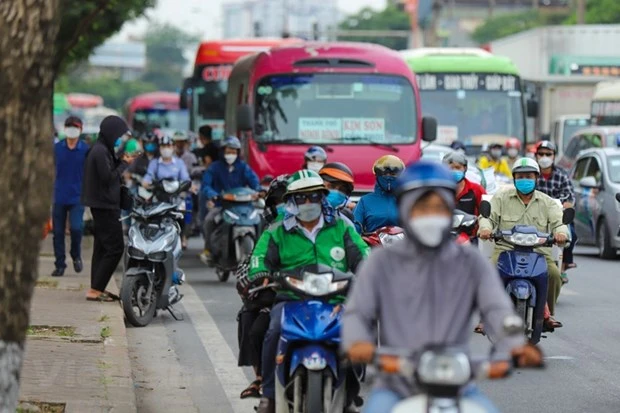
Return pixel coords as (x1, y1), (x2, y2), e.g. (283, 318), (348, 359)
(0, 1), (60, 410)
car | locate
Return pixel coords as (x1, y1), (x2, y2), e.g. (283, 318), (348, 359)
(557, 126), (620, 172)
(570, 147), (620, 259)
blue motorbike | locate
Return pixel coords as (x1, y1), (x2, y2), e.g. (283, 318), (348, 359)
(212, 187), (262, 282)
(480, 201), (574, 344)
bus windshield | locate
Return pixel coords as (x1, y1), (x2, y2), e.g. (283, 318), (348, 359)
(133, 109), (188, 133)
(190, 64), (231, 139)
(254, 74), (416, 144)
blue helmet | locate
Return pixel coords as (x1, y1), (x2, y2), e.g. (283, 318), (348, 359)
(304, 146), (327, 162)
(222, 136), (241, 150)
(395, 160), (456, 200)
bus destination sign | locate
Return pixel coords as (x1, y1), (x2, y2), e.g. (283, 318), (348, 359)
(416, 73), (519, 92)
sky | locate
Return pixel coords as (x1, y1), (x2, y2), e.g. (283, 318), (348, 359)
(117, 0), (387, 41)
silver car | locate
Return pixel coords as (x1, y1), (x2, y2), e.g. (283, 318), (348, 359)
(571, 148), (620, 259)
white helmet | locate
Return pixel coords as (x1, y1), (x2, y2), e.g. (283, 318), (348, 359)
(511, 157), (540, 175)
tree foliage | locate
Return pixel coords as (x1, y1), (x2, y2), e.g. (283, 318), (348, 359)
(472, 10), (569, 44)
(564, 0), (620, 24)
(338, 6), (410, 50)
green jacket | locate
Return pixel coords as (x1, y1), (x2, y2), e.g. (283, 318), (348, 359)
(249, 214), (370, 302)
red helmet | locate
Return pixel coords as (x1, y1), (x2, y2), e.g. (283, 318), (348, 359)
(505, 138), (522, 150)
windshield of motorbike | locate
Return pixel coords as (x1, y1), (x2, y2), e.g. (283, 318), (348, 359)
(417, 73), (525, 152)
(608, 155), (620, 183)
(254, 74), (417, 144)
(133, 109), (188, 133)
(562, 118), (590, 150)
(191, 64), (231, 140)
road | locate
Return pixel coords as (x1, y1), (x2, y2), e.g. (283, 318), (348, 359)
(126, 241), (620, 412)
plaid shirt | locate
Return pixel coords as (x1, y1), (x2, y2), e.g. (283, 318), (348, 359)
(537, 166), (575, 205)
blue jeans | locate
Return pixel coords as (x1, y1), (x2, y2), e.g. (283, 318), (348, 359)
(261, 302), (285, 399)
(52, 203), (85, 269)
(363, 385), (499, 413)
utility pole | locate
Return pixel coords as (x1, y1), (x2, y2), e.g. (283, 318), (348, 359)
(282, 0), (290, 37)
(576, 0), (586, 24)
(401, 0), (421, 48)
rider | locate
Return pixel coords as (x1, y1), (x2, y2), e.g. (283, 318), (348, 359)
(534, 140), (576, 284)
(478, 142), (512, 178)
(202, 136), (261, 262)
(172, 131), (199, 175)
(127, 133), (156, 178)
(505, 138), (522, 169)
(319, 162), (356, 223)
(302, 145), (328, 173)
(353, 155), (404, 234)
(244, 169), (370, 413)
(450, 140), (467, 155)
(478, 157), (569, 330)
(342, 160), (542, 413)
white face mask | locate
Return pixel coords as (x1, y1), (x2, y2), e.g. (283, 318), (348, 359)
(507, 148), (519, 158)
(297, 203), (322, 222)
(537, 156), (554, 169)
(408, 215), (451, 247)
(490, 149), (502, 159)
(307, 161), (324, 172)
(225, 153), (237, 164)
(65, 127), (81, 139)
(160, 147), (174, 159)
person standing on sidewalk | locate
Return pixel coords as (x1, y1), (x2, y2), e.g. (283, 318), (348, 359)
(82, 116), (136, 301)
(51, 116), (89, 277)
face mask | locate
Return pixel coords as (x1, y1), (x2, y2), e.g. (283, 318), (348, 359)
(515, 178), (536, 195)
(225, 153), (237, 164)
(160, 147), (174, 159)
(276, 203), (286, 215)
(377, 175), (396, 193)
(507, 148), (519, 158)
(408, 215), (451, 248)
(297, 202), (322, 222)
(145, 142), (157, 152)
(307, 162), (324, 172)
(490, 149), (502, 159)
(326, 190), (348, 208)
(537, 156), (553, 169)
(65, 127), (80, 139)
(452, 170), (465, 183)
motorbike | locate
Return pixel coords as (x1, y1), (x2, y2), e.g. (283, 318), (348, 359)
(251, 264), (353, 413)
(452, 209), (478, 245)
(121, 179), (191, 327)
(362, 226), (405, 247)
(211, 187), (262, 282)
(479, 201), (574, 344)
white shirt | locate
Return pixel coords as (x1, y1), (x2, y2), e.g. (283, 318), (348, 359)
(296, 215), (324, 243)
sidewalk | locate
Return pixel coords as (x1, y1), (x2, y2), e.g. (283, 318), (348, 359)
(18, 237), (136, 413)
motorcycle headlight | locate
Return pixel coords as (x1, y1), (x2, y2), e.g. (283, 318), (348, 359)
(225, 210), (240, 220)
(128, 246), (146, 259)
(249, 210), (258, 220)
(417, 351), (471, 386)
(505, 233), (545, 247)
(163, 180), (180, 193)
(148, 251), (167, 262)
(378, 232), (404, 246)
(285, 272), (349, 296)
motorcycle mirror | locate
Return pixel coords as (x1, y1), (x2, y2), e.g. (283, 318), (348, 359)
(616, 193), (620, 203)
(479, 201), (491, 218)
(179, 181), (192, 193)
(562, 208), (575, 225)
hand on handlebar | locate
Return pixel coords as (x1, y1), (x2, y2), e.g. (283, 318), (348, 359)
(206, 199), (215, 209)
(347, 341), (376, 364)
(554, 233), (568, 245)
(479, 229), (493, 240)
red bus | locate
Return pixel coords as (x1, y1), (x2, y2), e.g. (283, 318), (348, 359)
(67, 93), (103, 108)
(226, 42), (437, 193)
(180, 38), (301, 139)
(124, 91), (188, 134)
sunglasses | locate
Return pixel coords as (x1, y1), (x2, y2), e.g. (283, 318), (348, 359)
(293, 192), (323, 204)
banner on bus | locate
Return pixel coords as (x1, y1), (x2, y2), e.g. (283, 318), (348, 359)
(298, 117), (386, 141)
(416, 73), (519, 92)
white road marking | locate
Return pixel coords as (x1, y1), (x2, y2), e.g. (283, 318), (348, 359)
(544, 356), (576, 361)
(561, 287), (579, 296)
(182, 284), (256, 413)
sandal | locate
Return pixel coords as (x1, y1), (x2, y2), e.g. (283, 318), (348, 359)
(240, 379), (262, 399)
(86, 292), (117, 302)
(104, 290), (121, 301)
(567, 263), (577, 269)
(561, 273), (569, 285)
(543, 317), (563, 332)
(474, 323), (485, 335)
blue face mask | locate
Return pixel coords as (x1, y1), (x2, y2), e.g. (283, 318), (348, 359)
(515, 178), (536, 194)
(276, 203), (286, 215)
(452, 170), (465, 183)
(326, 190), (348, 208)
(377, 175), (397, 193)
(145, 142), (157, 152)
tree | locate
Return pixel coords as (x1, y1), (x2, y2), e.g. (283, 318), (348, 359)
(471, 10), (569, 44)
(339, 6), (411, 50)
(0, 1), (154, 410)
(564, 0), (620, 24)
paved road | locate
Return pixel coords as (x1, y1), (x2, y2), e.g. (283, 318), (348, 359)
(126, 241), (620, 412)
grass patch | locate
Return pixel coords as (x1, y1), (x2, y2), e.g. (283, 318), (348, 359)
(100, 326), (111, 339)
(17, 401), (65, 413)
(35, 278), (59, 289)
(27, 326), (75, 337)
(98, 314), (109, 322)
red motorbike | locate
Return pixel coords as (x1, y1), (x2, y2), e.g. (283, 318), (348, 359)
(362, 226), (405, 247)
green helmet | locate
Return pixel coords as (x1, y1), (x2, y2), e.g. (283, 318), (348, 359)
(285, 169), (328, 197)
(124, 138), (141, 155)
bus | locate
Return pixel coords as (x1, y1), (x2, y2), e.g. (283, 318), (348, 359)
(226, 42), (437, 192)
(66, 93), (104, 108)
(400, 48), (537, 153)
(124, 92), (188, 135)
(180, 38), (301, 139)
(591, 81), (620, 126)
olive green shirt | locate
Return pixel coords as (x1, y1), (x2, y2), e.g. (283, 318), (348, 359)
(478, 188), (569, 255)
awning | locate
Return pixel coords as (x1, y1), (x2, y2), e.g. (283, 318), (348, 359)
(549, 55), (620, 76)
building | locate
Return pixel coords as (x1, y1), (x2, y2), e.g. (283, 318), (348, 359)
(88, 41), (147, 81)
(222, 0), (340, 40)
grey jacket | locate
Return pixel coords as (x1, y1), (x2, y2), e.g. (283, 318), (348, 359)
(341, 238), (524, 398)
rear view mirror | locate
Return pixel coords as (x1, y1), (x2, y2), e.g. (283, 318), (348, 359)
(527, 99), (539, 118)
(562, 208), (575, 225)
(616, 193), (620, 203)
(180, 77), (193, 110)
(179, 181), (192, 193)
(421, 116), (437, 142)
(479, 200), (491, 218)
(579, 176), (599, 189)
(237, 104), (254, 132)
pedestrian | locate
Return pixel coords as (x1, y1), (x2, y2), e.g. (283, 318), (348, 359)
(81, 115), (137, 302)
(51, 115), (89, 277)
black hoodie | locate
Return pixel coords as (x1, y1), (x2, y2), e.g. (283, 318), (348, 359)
(81, 116), (130, 209)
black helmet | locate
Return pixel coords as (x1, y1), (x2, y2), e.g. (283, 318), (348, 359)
(536, 140), (557, 154)
(159, 135), (173, 145)
(265, 174), (290, 208)
(319, 162), (355, 195)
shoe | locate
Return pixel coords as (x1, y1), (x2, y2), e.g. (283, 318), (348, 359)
(73, 259), (83, 273)
(51, 267), (65, 277)
(255, 398), (275, 413)
(561, 272), (569, 284)
(543, 317), (563, 332)
(199, 250), (214, 267)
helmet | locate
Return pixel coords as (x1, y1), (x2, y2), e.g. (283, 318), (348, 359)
(285, 169), (328, 197)
(304, 146), (327, 162)
(222, 136), (241, 150)
(319, 162), (355, 195)
(442, 152), (468, 169)
(172, 131), (188, 141)
(124, 138), (142, 155)
(395, 161), (456, 199)
(450, 141), (466, 152)
(489, 143), (503, 149)
(159, 135), (173, 146)
(511, 157), (540, 175)
(265, 174), (290, 207)
(373, 155), (405, 176)
(505, 138), (522, 150)
(536, 140), (556, 154)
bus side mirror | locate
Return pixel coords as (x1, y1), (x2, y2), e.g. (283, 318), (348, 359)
(237, 104), (254, 132)
(180, 77), (192, 110)
(527, 99), (539, 118)
(421, 116), (437, 142)
(562, 208), (575, 225)
(479, 200), (491, 219)
(616, 193), (620, 203)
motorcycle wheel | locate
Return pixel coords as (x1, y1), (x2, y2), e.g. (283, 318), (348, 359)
(305, 370), (323, 413)
(216, 268), (230, 282)
(237, 234), (255, 262)
(121, 275), (157, 327)
(515, 299), (529, 333)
